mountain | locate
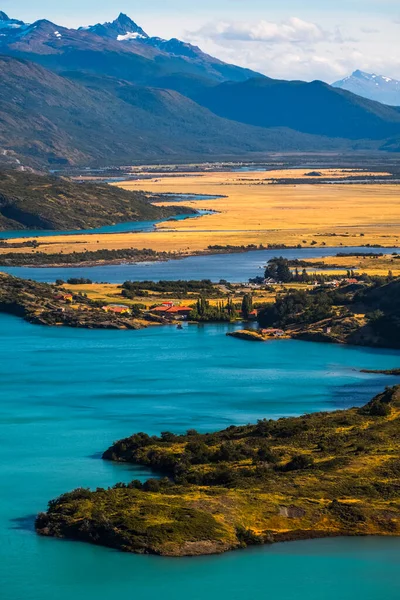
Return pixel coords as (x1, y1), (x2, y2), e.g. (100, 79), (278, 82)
(0, 11), (25, 29)
(1, 12), (400, 167)
(0, 169), (188, 231)
(0, 12), (261, 86)
(1, 55), (345, 167)
(194, 77), (400, 140)
(82, 13), (148, 40)
(333, 70), (400, 107)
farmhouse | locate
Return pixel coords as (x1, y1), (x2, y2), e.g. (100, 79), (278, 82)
(151, 303), (192, 317)
(102, 304), (131, 314)
(54, 293), (73, 303)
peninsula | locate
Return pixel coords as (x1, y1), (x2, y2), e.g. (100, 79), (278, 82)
(36, 386), (400, 556)
(0, 170), (192, 231)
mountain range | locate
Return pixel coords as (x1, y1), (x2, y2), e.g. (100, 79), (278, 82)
(333, 70), (400, 107)
(1, 11), (400, 167)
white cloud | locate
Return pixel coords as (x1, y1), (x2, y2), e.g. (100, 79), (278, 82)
(360, 27), (380, 33)
(185, 14), (400, 82)
(190, 17), (329, 44)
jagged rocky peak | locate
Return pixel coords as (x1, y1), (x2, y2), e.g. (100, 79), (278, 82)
(84, 13), (149, 40)
(0, 11), (25, 27)
(143, 36), (205, 59)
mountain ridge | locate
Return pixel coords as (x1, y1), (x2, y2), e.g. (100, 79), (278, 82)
(194, 77), (400, 139)
(1, 12), (400, 167)
(333, 70), (400, 107)
(1, 54), (352, 168)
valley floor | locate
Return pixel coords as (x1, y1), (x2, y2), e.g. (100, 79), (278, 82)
(0, 168), (399, 264)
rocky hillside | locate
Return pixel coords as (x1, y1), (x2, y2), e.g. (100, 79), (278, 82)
(0, 169), (190, 230)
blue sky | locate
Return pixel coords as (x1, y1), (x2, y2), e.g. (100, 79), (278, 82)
(5, 1), (400, 81)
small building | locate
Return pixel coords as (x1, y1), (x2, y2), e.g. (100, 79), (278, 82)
(165, 306), (192, 316)
(151, 303), (192, 318)
(260, 328), (285, 337)
(54, 293), (73, 303)
(102, 304), (130, 315)
(247, 309), (258, 319)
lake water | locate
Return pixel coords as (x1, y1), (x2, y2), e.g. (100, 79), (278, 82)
(0, 211), (208, 240)
(1, 246), (398, 283)
(1, 315), (400, 600)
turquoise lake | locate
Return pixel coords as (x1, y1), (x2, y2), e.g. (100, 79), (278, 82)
(1, 314), (400, 599)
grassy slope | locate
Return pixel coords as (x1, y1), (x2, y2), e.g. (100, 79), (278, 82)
(36, 386), (400, 556)
(0, 170), (191, 231)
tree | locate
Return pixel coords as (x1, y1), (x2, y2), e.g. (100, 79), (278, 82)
(265, 257), (293, 283)
(241, 293), (253, 319)
(226, 297), (236, 319)
(196, 295), (209, 317)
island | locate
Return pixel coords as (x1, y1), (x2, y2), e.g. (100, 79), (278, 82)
(36, 385), (400, 556)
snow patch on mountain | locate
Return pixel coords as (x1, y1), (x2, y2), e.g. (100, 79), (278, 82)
(117, 31), (146, 41)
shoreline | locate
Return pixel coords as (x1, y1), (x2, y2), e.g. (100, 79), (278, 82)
(36, 386), (400, 557)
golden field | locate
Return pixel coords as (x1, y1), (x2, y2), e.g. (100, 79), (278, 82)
(305, 254), (400, 277)
(61, 282), (279, 308)
(1, 169), (399, 257)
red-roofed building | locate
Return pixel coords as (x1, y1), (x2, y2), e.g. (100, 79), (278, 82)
(151, 303), (192, 317)
(54, 293), (73, 303)
(102, 304), (130, 314)
(165, 306), (192, 315)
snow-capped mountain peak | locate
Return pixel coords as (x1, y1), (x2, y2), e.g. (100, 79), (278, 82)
(82, 13), (149, 40)
(333, 70), (400, 106)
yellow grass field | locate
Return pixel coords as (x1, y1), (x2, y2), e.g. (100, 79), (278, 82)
(305, 254), (400, 277)
(1, 169), (399, 257)
(62, 283), (279, 308)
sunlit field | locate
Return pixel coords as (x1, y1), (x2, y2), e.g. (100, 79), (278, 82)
(1, 169), (399, 258)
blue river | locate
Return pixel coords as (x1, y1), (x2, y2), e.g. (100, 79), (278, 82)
(0, 212), (211, 240)
(2, 246), (398, 283)
(1, 316), (400, 600)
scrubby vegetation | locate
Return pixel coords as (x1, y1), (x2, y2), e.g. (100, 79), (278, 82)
(257, 275), (400, 349)
(122, 280), (217, 299)
(36, 386), (400, 556)
(0, 273), (145, 330)
(0, 247), (176, 267)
